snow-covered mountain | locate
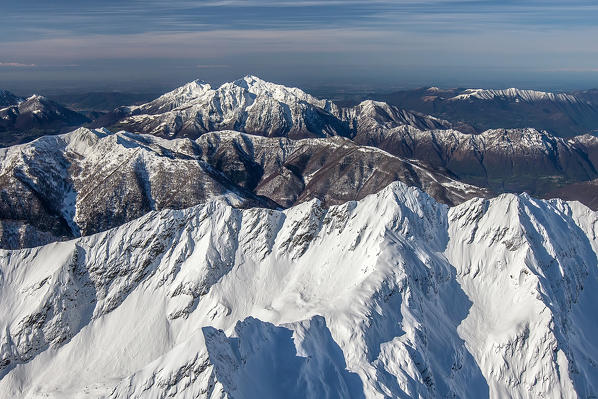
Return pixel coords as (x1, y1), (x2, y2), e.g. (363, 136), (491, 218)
(6, 123), (598, 251)
(353, 125), (598, 203)
(0, 128), (485, 249)
(105, 76), (451, 140)
(375, 86), (598, 137)
(0, 182), (596, 398)
(0, 90), (23, 108)
(0, 94), (90, 147)
(97, 77), (598, 209)
(448, 88), (584, 104)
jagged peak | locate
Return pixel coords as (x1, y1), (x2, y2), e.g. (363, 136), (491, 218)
(164, 79), (212, 98)
(24, 94), (48, 102)
(357, 99), (389, 108)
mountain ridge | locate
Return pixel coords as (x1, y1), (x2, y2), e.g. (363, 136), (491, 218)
(374, 85), (598, 137)
(103, 75), (452, 140)
(0, 127), (487, 249)
(0, 93), (90, 147)
(0, 182), (596, 397)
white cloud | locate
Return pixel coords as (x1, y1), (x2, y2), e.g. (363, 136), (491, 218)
(0, 62), (36, 67)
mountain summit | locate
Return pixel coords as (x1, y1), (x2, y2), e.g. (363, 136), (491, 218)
(107, 76), (450, 139)
(0, 94), (90, 147)
(0, 182), (596, 397)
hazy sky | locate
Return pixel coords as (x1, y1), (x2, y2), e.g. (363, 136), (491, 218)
(1, 0), (598, 92)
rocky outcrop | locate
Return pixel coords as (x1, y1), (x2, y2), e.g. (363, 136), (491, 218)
(0, 128), (487, 249)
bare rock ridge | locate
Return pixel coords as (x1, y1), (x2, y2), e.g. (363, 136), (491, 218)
(0, 182), (596, 397)
(0, 128), (486, 249)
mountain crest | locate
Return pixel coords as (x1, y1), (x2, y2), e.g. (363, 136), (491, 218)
(114, 76), (450, 140)
(449, 88), (583, 104)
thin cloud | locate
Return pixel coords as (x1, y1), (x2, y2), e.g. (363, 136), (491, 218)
(0, 62), (36, 67)
(547, 68), (598, 73)
(197, 64), (230, 69)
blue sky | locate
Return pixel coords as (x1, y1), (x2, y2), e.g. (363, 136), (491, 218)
(1, 0), (597, 92)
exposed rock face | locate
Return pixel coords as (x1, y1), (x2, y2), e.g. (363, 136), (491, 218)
(0, 183), (596, 397)
(104, 77), (598, 209)
(0, 128), (487, 249)
(0, 94), (90, 147)
(353, 125), (598, 199)
(107, 76), (451, 140)
(375, 86), (598, 137)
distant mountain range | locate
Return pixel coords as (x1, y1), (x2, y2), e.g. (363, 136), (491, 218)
(100, 77), (598, 208)
(2, 78), (598, 398)
(3, 76), (598, 250)
(3, 81), (598, 149)
(97, 76), (451, 140)
(373, 86), (598, 137)
(0, 92), (89, 147)
(0, 128), (485, 249)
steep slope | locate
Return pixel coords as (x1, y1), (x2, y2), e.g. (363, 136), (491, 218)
(0, 128), (486, 249)
(0, 95), (90, 147)
(376, 86), (598, 137)
(195, 130), (485, 208)
(0, 128), (274, 249)
(0, 183), (596, 397)
(447, 194), (598, 398)
(354, 125), (598, 200)
(0, 90), (23, 108)
(106, 76), (451, 140)
(447, 88), (583, 103)
(101, 77), (598, 207)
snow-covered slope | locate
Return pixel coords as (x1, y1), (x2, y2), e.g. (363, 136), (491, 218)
(448, 88), (583, 104)
(0, 182), (596, 398)
(0, 127), (486, 249)
(375, 86), (598, 137)
(0, 94), (90, 147)
(0, 90), (23, 108)
(354, 125), (598, 200)
(109, 76), (451, 139)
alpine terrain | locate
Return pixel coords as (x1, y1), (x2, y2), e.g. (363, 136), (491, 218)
(1, 76), (598, 398)
(0, 183), (597, 398)
(99, 77), (598, 210)
(0, 91), (90, 147)
(0, 127), (485, 249)
(374, 86), (598, 137)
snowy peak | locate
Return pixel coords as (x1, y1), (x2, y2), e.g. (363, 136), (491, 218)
(129, 79), (213, 113)
(0, 94), (90, 147)
(0, 126), (489, 249)
(113, 76), (453, 140)
(0, 181), (597, 397)
(449, 88), (584, 104)
(231, 75), (335, 110)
